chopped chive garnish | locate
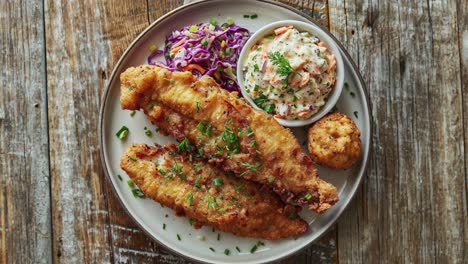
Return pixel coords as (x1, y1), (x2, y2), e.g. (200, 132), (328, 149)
(145, 130), (152, 137)
(129, 156), (137, 162)
(116, 126), (129, 140)
(189, 218), (194, 226)
(344, 82), (349, 90)
(194, 175), (202, 189)
(350, 91), (355, 97)
(131, 189), (146, 198)
(187, 192), (194, 206)
(264, 104), (275, 113)
(129, 110), (136, 117)
(148, 103), (154, 109)
(305, 193), (312, 200)
(177, 234), (181, 241)
(163, 223), (166, 230)
(354, 111), (359, 118)
(288, 212), (298, 219)
(250, 245), (258, 253)
(218, 208), (226, 213)
(209, 247), (215, 252)
(236, 246), (241, 252)
(241, 162), (262, 171)
(196, 102), (201, 112)
(251, 14), (258, 19)
(158, 169), (166, 175)
(243, 14), (250, 18)
(250, 140), (257, 147)
(127, 179), (134, 187)
(117, 174), (122, 181)
(235, 184), (244, 191)
(213, 178), (223, 186)
(224, 249), (230, 256)
(217, 233), (221, 241)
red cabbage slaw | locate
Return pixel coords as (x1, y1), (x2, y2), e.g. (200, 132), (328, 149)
(147, 20), (250, 92)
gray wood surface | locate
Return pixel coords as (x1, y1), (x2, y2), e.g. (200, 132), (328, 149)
(0, 0), (466, 263)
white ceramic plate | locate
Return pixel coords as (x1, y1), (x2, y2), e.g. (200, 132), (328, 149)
(99, 1), (371, 263)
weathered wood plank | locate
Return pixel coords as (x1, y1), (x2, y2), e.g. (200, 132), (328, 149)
(44, 0), (112, 262)
(102, 1), (190, 263)
(328, 0), (467, 262)
(277, 0), (329, 28)
(0, 0), (52, 263)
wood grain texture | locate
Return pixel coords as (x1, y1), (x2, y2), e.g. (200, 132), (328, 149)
(45, 0), (112, 262)
(328, 0), (467, 262)
(1, 0), (467, 263)
(0, 0), (52, 263)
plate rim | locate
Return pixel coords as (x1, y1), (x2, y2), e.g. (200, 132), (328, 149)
(98, 0), (373, 263)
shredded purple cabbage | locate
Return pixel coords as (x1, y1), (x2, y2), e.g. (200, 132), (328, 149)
(147, 21), (250, 92)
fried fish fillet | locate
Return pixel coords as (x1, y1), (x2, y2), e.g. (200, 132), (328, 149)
(120, 65), (338, 213)
(120, 143), (308, 240)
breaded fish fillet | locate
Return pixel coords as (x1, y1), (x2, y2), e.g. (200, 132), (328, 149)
(120, 65), (338, 213)
(120, 144), (308, 240)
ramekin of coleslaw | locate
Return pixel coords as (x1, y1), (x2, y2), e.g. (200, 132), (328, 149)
(237, 20), (344, 127)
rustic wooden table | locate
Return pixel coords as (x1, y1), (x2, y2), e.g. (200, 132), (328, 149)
(1, 0), (467, 263)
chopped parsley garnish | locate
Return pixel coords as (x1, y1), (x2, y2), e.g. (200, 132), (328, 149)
(194, 175), (202, 189)
(177, 138), (192, 152)
(145, 130), (152, 137)
(187, 192), (194, 206)
(354, 111), (359, 118)
(129, 110), (136, 117)
(224, 249), (230, 256)
(247, 127), (254, 137)
(305, 193), (312, 200)
(263, 104), (275, 113)
(129, 156), (137, 162)
(116, 126), (129, 140)
(253, 63), (259, 72)
(288, 212), (298, 219)
(213, 178), (223, 186)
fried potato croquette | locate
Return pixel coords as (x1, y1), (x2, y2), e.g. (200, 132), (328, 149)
(120, 65), (338, 213)
(120, 144), (308, 240)
(307, 112), (361, 169)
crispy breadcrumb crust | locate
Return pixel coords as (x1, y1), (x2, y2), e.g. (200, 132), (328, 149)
(120, 65), (338, 213)
(120, 144), (308, 240)
(307, 112), (361, 169)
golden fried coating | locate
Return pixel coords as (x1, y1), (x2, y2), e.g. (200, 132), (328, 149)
(120, 144), (308, 240)
(120, 65), (338, 213)
(307, 112), (361, 169)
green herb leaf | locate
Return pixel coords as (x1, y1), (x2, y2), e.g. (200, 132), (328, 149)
(213, 178), (223, 186)
(187, 192), (194, 206)
(224, 249), (230, 256)
(288, 212), (298, 219)
(131, 189), (146, 198)
(177, 138), (191, 152)
(116, 126), (129, 140)
(305, 193), (312, 200)
(145, 130), (152, 137)
(354, 111), (359, 118)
